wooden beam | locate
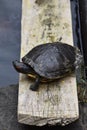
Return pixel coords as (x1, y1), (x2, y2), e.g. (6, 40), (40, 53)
(18, 0), (79, 126)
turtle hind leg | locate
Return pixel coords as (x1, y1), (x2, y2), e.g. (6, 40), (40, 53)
(30, 76), (40, 91)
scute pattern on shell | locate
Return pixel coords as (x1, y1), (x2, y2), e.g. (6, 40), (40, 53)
(22, 42), (76, 79)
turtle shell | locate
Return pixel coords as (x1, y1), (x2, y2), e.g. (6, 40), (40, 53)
(22, 42), (76, 79)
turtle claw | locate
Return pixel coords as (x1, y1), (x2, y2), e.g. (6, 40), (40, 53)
(30, 84), (39, 91)
(29, 76), (40, 91)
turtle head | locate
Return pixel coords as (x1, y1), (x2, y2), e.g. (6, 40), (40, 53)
(12, 60), (34, 74)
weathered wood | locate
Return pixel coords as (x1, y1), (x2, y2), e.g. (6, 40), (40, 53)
(18, 0), (79, 126)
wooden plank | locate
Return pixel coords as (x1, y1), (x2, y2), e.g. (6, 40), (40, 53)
(18, 0), (79, 126)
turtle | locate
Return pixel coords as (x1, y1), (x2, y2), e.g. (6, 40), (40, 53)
(13, 42), (82, 91)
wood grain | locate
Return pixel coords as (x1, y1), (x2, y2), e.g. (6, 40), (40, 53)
(18, 0), (79, 126)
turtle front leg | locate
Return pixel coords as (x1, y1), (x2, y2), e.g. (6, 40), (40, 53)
(30, 76), (40, 91)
